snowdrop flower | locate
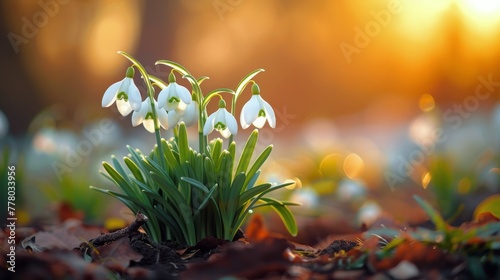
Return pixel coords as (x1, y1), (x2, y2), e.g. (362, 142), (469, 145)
(132, 97), (169, 133)
(240, 83), (276, 129)
(168, 101), (199, 127)
(102, 67), (142, 116)
(158, 72), (192, 113)
(203, 100), (237, 138)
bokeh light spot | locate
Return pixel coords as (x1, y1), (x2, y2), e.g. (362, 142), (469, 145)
(284, 177), (302, 190)
(343, 153), (364, 179)
(319, 153), (343, 177)
(421, 171), (431, 189)
(419, 94), (435, 112)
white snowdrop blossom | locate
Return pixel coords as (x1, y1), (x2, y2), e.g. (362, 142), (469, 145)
(132, 97), (169, 133)
(168, 101), (199, 128)
(240, 83), (276, 129)
(158, 73), (192, 112)
(102, 67), (142, 116)
(203, 100), (238, 138)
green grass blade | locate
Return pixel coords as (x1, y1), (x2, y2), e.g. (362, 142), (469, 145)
(193, 184), (218, 216)
(239, 183), (272, 205)
(124, 157), (144, 183)
(178, 123), (189, 163)
(227, 173), (245, 218)
(209, 138), (223, 166)
(259, 197), (298, 236)
(181, 177), (210, 193)
(236, 130), (258, 175)
(161, 139), (180, 170)
(102, 161), (139, 198)
(204, 157), (216, 188)
(243, 145), (272, 188)
(246, 171), (261, 190)
(413, 195), (447, 232)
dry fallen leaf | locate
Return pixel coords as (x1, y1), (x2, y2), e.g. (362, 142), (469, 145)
(91, 236), (143, 270)
(22, 219), (104, 251)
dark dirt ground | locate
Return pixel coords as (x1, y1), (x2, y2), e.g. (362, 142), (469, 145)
(1, 206), (499, 280)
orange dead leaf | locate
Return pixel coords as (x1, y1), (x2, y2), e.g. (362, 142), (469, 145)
(478, 212), (500, 223)
(58, 202), (84, 222)
(370, 240), (444, 271)
(245, 214), (271, 242)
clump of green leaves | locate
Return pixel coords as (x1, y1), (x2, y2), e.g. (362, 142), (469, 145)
(92, 52), (299, 245)
(367, 195), (500, 278)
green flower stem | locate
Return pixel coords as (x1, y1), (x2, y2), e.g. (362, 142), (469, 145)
(119, 51), (166, 170)
(148, 75), (168, 89)
(195, 83), (207, 155)
(228, 95), (237, 147)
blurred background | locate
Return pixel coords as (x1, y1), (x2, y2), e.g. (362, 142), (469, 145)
(1, 0), (500, 243)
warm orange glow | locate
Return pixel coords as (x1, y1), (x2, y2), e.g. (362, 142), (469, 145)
(83, 2), (142, 75)
(395, 1), (452, 41)
(457, 0), (500, 36)
(419, 94), (435, 112)
(343, 153), (364, 179)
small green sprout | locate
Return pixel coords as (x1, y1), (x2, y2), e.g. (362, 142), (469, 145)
(92, 51), (299, 245)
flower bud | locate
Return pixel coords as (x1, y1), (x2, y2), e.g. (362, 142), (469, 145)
(168, 72), (176, 83)
(251, 83), (260, 95)
(218, 99), (226, 108)
(125, 67), (135, 78)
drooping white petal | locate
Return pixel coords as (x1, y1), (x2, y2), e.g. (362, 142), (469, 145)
(224, 110), (238, 136)
(203, 112), (216, 135)
(262, 99), (276, 128)
(240, 95), (260, 129)
(214, 108), (226, 125)
(118, 77), (131, 94)
(175, 84), (192, 105)
(126, 79), (142, 111)
(168, 110), (181, 127)
(143, 118), (155, 133)
(131, 111), (142, 127)
(131, 99), (150, 126)
(116, 99), (133, 116)
(175, 100), (188, 114)
(252, 117), (267, 129)
(157, 107), (169, 130)
(102, 81), (121, 107)
(219, 127), (231, 138)
(165, 85), (179, 111)
(181, 101), (198, 127)
(157, 87), (169, 109)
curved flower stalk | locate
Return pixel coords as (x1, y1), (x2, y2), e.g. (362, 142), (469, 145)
(93, 52), (299, 245)
(101, 67), (142, 116)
